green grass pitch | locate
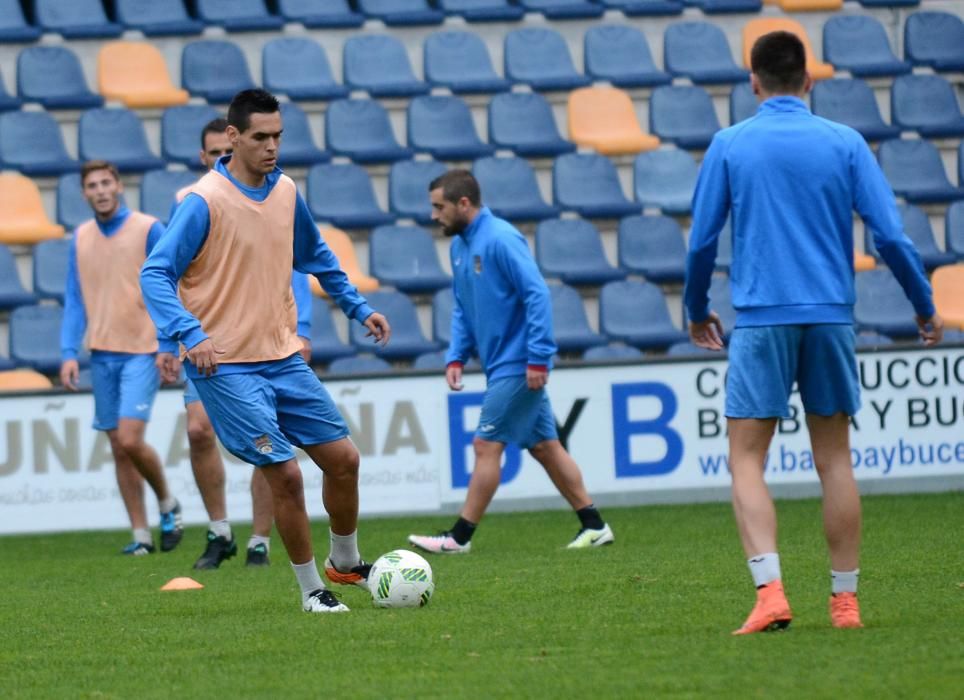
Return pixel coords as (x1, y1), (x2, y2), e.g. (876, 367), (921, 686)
(2, 492), (961, 699)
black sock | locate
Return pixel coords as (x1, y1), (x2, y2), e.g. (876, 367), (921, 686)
(576, 505), (605, 531)
(450, 517), (476, 545)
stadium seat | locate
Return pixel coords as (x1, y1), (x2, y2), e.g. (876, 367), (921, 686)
(854, 269), (919, 337)
(904, 11), (964, 73)
(854, 332), (893, 348)
(17, 46), (103, 109)
(389, 159), (447, 224)
(822, 16), (910, 78)
(307, 163), (396, 230)
(0, 355), (16, 372)
(536, 219), (626, 286)
(730, 82), (758, 125)
(0, 244), (36, 311)
(326, 99), (412, 164)
(583, 344), (643, 361)
(369, 225), (451, 294)
(583, 25), (670, 89)
(0, 111), (78, 176)
(0, 69), (20, 112)
(327, 355), (392, 375)
(343, 35), (429, 98)
(437, 0), (524, 22)
(56, 174), (93, 231)
(599, 280), (688, 350)
(0, 174), (64, 245)
(553, 153), (642, 219)
(549, 283), (606, 353)
(810, 79), (900, 142)
(0, 370), (53, 392)
(97, 42), (189, 109)
(695, 0), (763, 12)
(516, 0), (604, 19)
(424, 31), (511, 95)
(664, 22), (749, 85)
(715, 218), (733, 271)
(114, 0), (204, 36)
(79, 108), (165, 174)
(877, 139), (964, 204)
(649, 86), (721, 150)
(596, 0), (683, 16)
(309, 227), (380, 297)
(31, 239), (70, 304)
(9, 304), (65, 373)
(161, 104), (221, 169)
(618, 214), (687, 283)
(854, 250), (876, 272)
(473, 156), (559, 222)
(308, 304), (357, 364)
(276, 0), (365, 27)
(931, 265), (964, 330)
(666, 341), (722, 357)
(194, 0), (283, 31)
(865, 204), (958, 271)
(504, 28), (591, 91)
(568, 87), (660, 156)
(858, 0), (918, 5)
(276, 102), (329, 168)
(412, 350), (446, 370)
(181, 40), (256, 103)
(348, 290), (438, 360)
(684, 275), (736, 336)
(948, 202), (964, 259)
(633, 149), (698, 216)
(743, 18), (834, 80)
(34, 0), (122, 38)
(432, 287), (454, 345)
(961, 142), (964, 187)
(488, 92), (575, 158)
(891, 75), (964, 139)
(140, 170), (197, 224)
(263, 38), (349, 102)
(0, 0), (40, 42)
(357, 0), (444, 25)
(776, 0), (841, 9)
(408, 95), (495, 161)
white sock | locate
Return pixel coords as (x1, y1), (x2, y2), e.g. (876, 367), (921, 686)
(248, 534), (270, 552)
(329, 529), (360, 571)
(209, 519), (231, 539)
(831, 569), (859, 595)
(159, 496), (177, 513)
(291, 559), (325, 602)
(748, 552), (782, 588)
(133, 528), (152, 546)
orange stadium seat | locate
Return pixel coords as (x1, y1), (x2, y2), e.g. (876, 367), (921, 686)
(568, 87), (660, 156)
(0, 174), (65, 245)
(743, 18), (834, 80)
(776, 0), (842, 10)
(854, 249), (876, 272)
(97, 42), (189, 109)
(931, 264), (964, 329)
(0, 369), (54, 392)
(308, 227), (380, 298)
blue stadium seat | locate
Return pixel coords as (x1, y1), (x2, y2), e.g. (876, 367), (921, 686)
(10, 305), (66, 373)
(408, 95), (495, 161)
(473, 157), (558, 222)
(0, 356), (15, 371)
(437, 0), (524, 21)
(57, 175), (91, 230)
(633, 149), (698, 216)
(666, 341), (722, 358)
(369, 225), (451, 293)
(413, 350), (449, 370)
(277, 102), (329, 167)
(181, 40), (256, 103)
(307, 163), (396, 230)
(31, 239), (70, 304)
(348, 290), (438, 360)
(343, 35), (429, 98)
(504, 28), (591, 91)
(276, 0), (364, 27)
(0, 0), (41, 42)
(855, 332), (893, 348)
(424, 31), (511, 95)
(0, 245), (36, 311)
(0, 111), (78, 176)
(822, 16), (910, 78)
(948, 202), (964, 259)
(904, 11), (964, 72)
(309, 304), (357, 364)
(858, 0), (918, 6)
(715, 218), (733, 271)
(263, 38), (349, 101)
(17, 46), (103, 109)
(140, 169), (197, 224)
(431, 287), (454, 345)
(488, 92), (575, 158)
(865, 204), (957, 271)
(599, 280), (688, 350)
(549, 283), (606, 353)
(617, 215), (686, 283)
(891, 74), (964, 139)
(664, 22), (748, 85)
(684, 275), (736, 336)
(327, 355), (392, 375)
(553, 153), (642, 219)
(78, 108), (165, 173)
(811, 79), (900, 142)
(517, 0), (604, 18)
(114, 0), (204, 36)
(583, 25), (671, 88)
(961, 142), (964, 186)
(34, 0), (122, 38)
(536, 219), (626, 285)
(694, 0), (762, 13)
(355, 0), (444, 26)
(326, 99), (412, 164)
(854, 269), (919, 337)
(161, 104), (220, 169)
(194, 0), (283, 31)
(597, 0), (683, 16)
(650, 86), (720, 150)
(0, 69), (20, 112)
(730, 82), (757, 125)
(877, 139), (964, 204)
(389, 159), (447, 224)
(583, 344), (643, 361)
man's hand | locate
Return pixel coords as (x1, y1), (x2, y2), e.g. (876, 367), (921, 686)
(689, 311), (725, 351)
(363, 312), (391, 346)
(299, 336), (312, 364)
(446, 362), (464, 391)
(526, 365), (548, 391)
(917, 313), (944, 346)
(59, 359), (80, 391)
(187, 338), (224, 377)
(156, 352), (182, 384)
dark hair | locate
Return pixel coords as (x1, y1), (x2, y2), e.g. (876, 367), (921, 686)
(80, 160), (120, 186)
(200, 117), (229, 149)
(428, 169), (481, 207)
(227, 89), (280, 133)
(750, 31), (807, 94)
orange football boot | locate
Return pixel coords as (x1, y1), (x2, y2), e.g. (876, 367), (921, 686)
(732, 581), (793, 635)
(829, 592), (863, 629)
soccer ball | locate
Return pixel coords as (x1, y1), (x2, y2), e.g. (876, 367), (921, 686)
(369, 549), (435, 608)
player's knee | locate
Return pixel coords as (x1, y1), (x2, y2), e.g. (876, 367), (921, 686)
(115, 428), (144, 455)
(329, 443), (360, 481)
(186, 418), (216, 450)
(472, 436), (496, 457)
(270, 463), (304, 498)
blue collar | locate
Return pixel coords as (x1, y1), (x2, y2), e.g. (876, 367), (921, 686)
(758, 95), (810, 115)
(94, 205), (131, 236)
(214, 154), (283, 202)
(460, 206), (492, 242)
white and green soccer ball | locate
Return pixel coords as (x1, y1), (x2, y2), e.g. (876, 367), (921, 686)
(369, 549), (435, 608)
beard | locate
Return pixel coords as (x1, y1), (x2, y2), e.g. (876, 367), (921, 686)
(441, 213), (469, 237)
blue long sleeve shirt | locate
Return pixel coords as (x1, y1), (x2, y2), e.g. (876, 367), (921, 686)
(60, 206), (171, 361)
(445, 207), (556, 380)
(140, 157), (373, 378)
(684, 96), (934, 328)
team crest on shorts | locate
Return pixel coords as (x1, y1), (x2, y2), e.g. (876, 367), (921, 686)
(254, 434), (273, 455)
(473, 255), (482, 274)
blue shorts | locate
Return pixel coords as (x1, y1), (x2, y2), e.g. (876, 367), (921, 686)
(183, 378), (200, 406)
(191, 354), (349, 466)
(726, 325), (860, 419)
(90, 354), (159, 431)
(476, 375), (559, 449)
